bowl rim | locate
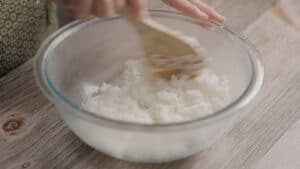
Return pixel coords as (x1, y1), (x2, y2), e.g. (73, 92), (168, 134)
(34, 10), (264, 131)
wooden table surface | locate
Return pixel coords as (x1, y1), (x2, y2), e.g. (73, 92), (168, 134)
(1, 0), (300, 168)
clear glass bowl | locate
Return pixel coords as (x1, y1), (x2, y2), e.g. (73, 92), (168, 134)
(35, 10), (264, 163)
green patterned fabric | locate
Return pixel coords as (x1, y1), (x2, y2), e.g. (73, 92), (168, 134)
(0, 0), (58, 77)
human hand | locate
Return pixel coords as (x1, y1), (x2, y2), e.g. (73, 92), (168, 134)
(54, 0), (224, 25)
(162, 0), (224, 24)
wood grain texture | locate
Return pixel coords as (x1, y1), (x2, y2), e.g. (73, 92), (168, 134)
(255, 118), (300, 169)
(0, 0), (294, 169)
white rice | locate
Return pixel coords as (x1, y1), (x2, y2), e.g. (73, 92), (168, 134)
(83, 59), (230, 124)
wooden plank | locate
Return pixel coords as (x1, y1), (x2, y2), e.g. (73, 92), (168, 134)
(252, 1), (300, 168)
(254, 118), (300, 169)
(0, 0), (282, 169)
(204, 6), (300, 169)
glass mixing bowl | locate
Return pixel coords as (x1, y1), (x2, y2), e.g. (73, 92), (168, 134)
(35, 10), (264, 163)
